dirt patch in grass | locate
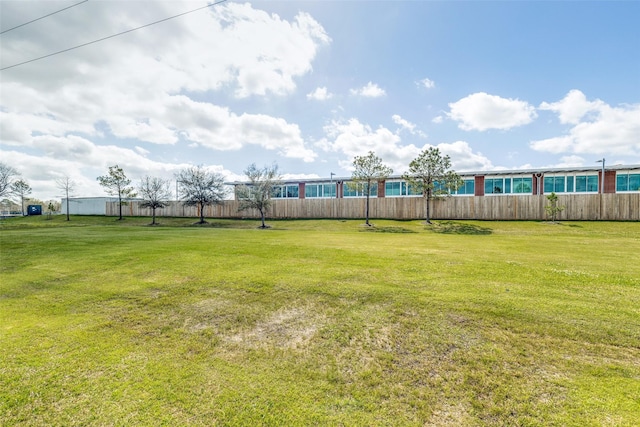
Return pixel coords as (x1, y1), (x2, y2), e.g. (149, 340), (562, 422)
(228, 305), (325, 350)
(183, 298), (231, 332)
(428, 402), (474, 426)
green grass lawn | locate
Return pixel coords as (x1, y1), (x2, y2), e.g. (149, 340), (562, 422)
(1, 216), (639, 426)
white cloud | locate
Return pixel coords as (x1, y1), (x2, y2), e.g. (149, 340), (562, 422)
(31, 135), (96, 162)
(307, 87), (334, 101)
(0, 140), (240, 201)
(555, 155), (585, 167)
(538, 89), (605, 125)
(514, 155), (588, 171)
(417, 78), (435, 89)
(2, 2), (330, 97)
(318, 118), (491, 174)
(0, 150), (100, 201)
(135, 146), (150, 156)
(282, 173), (321, 181)
(235, 113), (317, 162)
(437, 141), (494, 171)
(528, 136), (574, 154)
(432, 115), (444, 124)
(107, 116), (178, 145)
(392, 114), (427, 138)
(447, 92), (537, 131)
(320, 118), (402, 156)
(531, 91), (640, 156)
(1, 91), (318, 163)
(222, 6), (330, 98)
(392, 115), (416, 133)
(162, 96), (317, 161)
(350, 82), (386, 98)
(0, 2), (326, 162)
(318, 118), (414, 171)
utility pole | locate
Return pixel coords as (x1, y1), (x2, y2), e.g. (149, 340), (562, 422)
(596, 158), (605, 194)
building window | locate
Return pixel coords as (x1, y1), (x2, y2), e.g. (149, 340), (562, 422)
(574, 175), (598, 192)
(485, 176), (533, 195)
(323, 184), (336, 198)
(512, 177), (532, 194)
(544, 176), (565, 193)
(454, 179), (475, 195)
(385, 181), (401, 196)
(272, 185), (299, 198)
(433, 180), (453, 193)
(286, 185), (299, 198)
(344, 182), (377, 197)
(566, 176), (574, 193)
(542, 174), (598, 193)
(616, 173), (640, 192)
(304, 183), (337, 198)
(305, 185), (318, 198)
(485, 178), (497, 194)
(401, 182), (422, 196)
(385, 180), (422, 196)
(485, 178), (507, 194)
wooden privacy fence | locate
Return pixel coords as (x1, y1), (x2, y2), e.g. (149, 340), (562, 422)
(107, 193), (639, 221)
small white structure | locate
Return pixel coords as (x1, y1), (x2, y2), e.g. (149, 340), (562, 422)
(61, 197), (120, 215)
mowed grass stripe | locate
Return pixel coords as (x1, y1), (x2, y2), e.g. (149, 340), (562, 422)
(1, 217), (639, 426)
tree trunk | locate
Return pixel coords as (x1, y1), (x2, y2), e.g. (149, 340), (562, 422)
(152, 207), (156, 225)
(199, 202), (205, 224)
(365, 182), (370, 225)
(425, 195), (431, 224)
(365, 194), (370, 225)
(260, 208), (266, 228)
(118, 195), (123, 220)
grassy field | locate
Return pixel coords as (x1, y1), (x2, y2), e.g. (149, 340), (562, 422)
(1, 215), (639, 426)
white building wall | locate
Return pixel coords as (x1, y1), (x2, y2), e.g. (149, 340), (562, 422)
(61, 198), (118, 215)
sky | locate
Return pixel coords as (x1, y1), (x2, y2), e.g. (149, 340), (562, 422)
(1, 0), (639, 201)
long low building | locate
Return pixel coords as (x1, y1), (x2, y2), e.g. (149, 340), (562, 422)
(220, 164), (640, 221)
(76, 164), (639, 221)
(228, 164), (640, 200)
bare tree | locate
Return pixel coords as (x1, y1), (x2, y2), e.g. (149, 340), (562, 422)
(402, 147), (462, 224)
(236, 163), (281, 228)
(0, 162), (19, 199)
(56, 176), (76, 221)
(138, 176), (172, 225)
(11, 179), (32, 216)
(176, 166), (227, 224)
(97, 165), (136, 220)
(350, 151), (393, 226)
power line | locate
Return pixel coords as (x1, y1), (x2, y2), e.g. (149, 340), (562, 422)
(0, 0), (90, 35)
(0, 0), (228, 72)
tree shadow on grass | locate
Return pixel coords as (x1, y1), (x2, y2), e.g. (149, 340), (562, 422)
(540, 221), (583, 228)
(429, 221), (492, 235)
(197, 220), (275, 229)
(548, 222), (583, 228)
(184, 220), (238, 228)
(359, 225), (418, 234)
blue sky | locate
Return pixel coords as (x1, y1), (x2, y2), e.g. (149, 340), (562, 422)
(1, 0), (639, 200)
